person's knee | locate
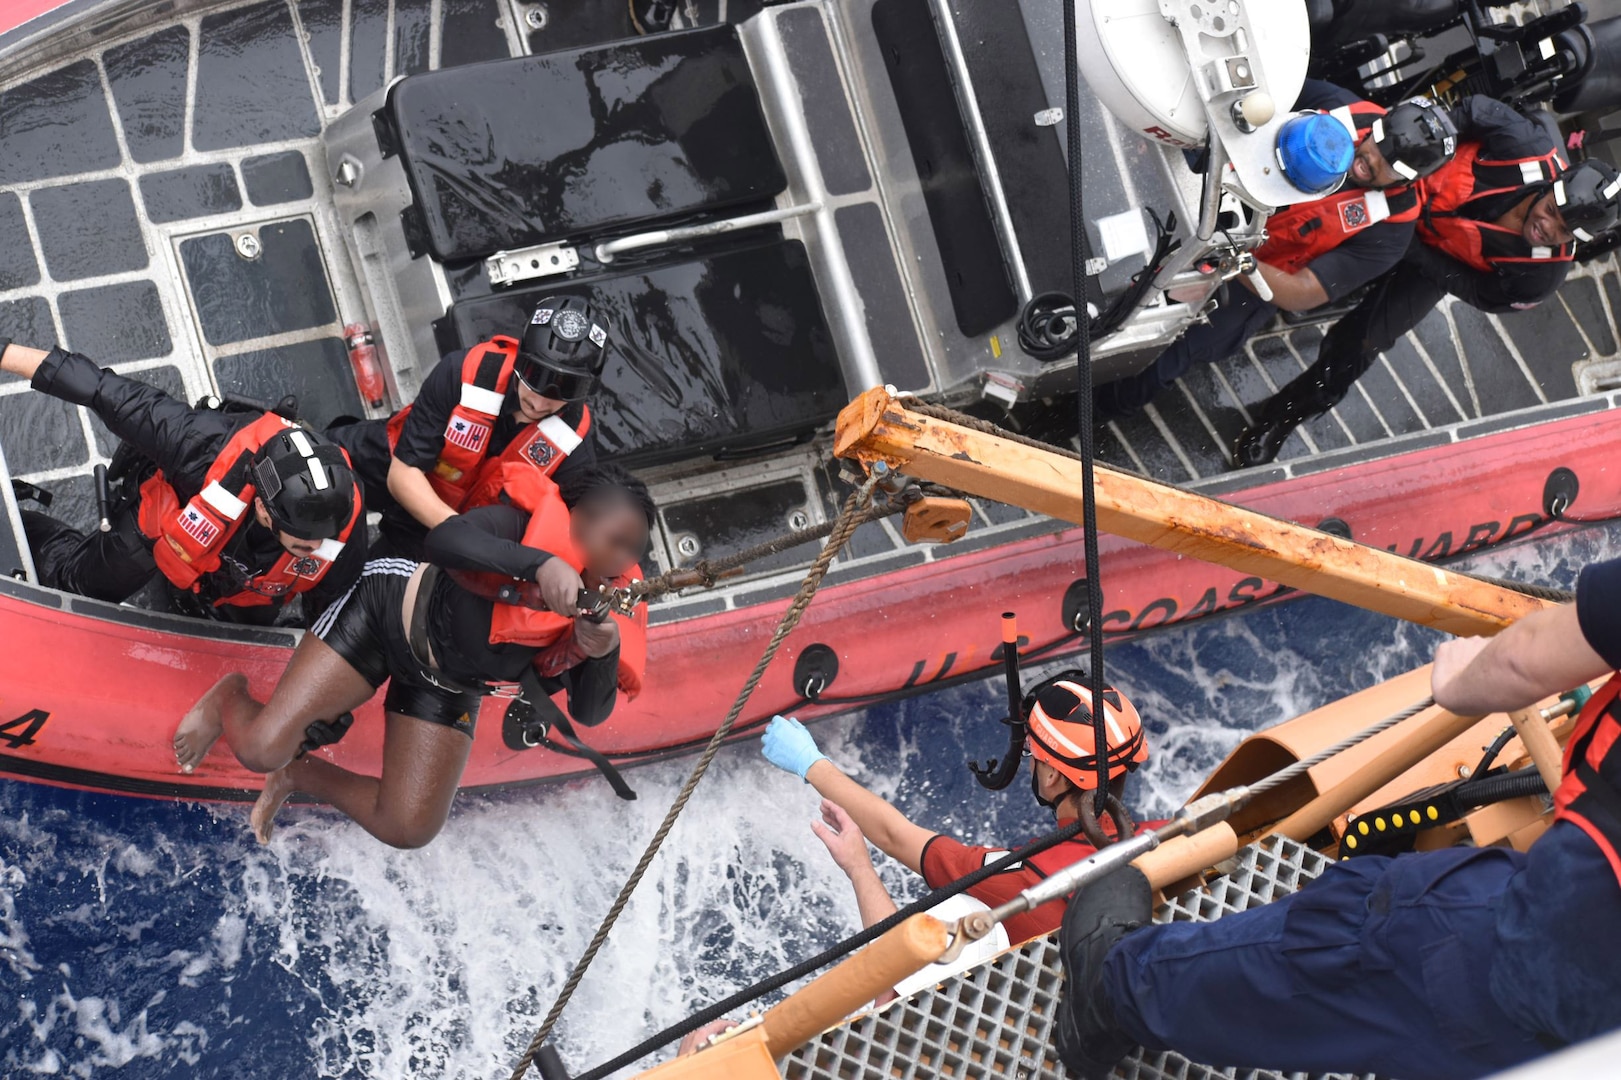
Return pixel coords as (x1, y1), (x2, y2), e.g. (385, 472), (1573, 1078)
(376, 815), (446, 850)
(230, 725), (300, 774)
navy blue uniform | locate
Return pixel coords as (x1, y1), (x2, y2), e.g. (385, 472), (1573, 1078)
(1100, 558), (1621, 1077)
(1255, 97), (1571, 424)
(1096, 81), (1414, 419)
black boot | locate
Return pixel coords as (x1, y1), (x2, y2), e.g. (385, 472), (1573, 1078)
(1232, 380), (1332, 469)
(1054, 866), (1153, 1079)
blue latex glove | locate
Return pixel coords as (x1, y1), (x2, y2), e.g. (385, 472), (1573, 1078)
(762, 715), (827, 780)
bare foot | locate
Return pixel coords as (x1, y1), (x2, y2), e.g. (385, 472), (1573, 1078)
(174, 673), (246, 773)
(251, 762), (300, 845)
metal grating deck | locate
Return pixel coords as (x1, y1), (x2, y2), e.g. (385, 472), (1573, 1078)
(784, 836), (1377, 1080)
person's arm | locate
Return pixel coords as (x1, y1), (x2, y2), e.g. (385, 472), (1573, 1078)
(1240, 260), (1329, 312)
(1295, 221), (1415, 305)
(425, 504), (585, 614)
(0, 341), (48, 380)
(556, 644), (621, 726)
(387, 456), (460, 531)
(761, 716), (936, 873)
(1445, 95), (1553, 159)
(1432, 603), (1612, 716)
(7, 344), (208, 478)
(812, 799), (900, 929)
(1403, 240), (1565, 312)
(387, 353), (469, 530)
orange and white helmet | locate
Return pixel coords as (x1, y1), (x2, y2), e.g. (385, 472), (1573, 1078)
(1025, 674), (1148, 790)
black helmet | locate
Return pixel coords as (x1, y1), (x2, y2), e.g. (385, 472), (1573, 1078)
(1370, 97), (1458, 183)
(251, 427), (356, 540)
(1554, 159), (1621, 242)
(515, 295), (609, 402)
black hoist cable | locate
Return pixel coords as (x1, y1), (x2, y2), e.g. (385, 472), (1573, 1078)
(1061, 0), (1111, 814)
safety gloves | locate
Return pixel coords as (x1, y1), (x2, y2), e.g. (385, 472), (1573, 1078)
(761, 715), (828, 780)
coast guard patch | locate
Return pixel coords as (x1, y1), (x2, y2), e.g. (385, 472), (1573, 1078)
(1340, 200), (1370, 230)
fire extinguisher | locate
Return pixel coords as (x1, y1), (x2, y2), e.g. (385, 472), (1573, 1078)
(345, 323), (387, 408)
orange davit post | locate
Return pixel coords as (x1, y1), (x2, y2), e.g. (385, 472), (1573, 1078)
(834, 386), (1549, 637)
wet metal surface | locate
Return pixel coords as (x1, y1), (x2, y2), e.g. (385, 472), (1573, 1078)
(388, 26), (786, 260)
(59, 281), (173, 363)
(448, 238), (845, 466)
(242, 151), (313, 206)
(0, 193), (38, 290)
(0, 59), (120, 185)
(139, 164), (243, 224)
(31, 178), (148, 281)
(180, 219), (336, 346)
(212, 337), (362, 433)
(664, 478), (818, 574)
(104, 27), (190, 165)
(193, 2), (321, 151)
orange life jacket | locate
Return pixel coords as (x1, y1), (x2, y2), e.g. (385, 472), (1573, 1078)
(135, 413), (361, 608)
(1255, 101), (1426, 274)
(481, 466), (648, 698)
(385, 337), (591, 512)
(1555, 674), (1621, 887)
(1416, 141), (1573, 273)
(463, 409), (592, 511)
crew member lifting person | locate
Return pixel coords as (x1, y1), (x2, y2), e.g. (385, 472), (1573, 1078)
(1235, 94), (1621, 465)
(0, 339), (365, 627)
(329, 294), (607, 558)
(760, 672), (1152, 944)
(1096, 81), (1458, 420)
(1056, 561), (1621, 1080)
(173, 464), (655, 849)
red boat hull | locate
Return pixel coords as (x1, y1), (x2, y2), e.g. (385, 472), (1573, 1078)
(3, 406), (1618, 801)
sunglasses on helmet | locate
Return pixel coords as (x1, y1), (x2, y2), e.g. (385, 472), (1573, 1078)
(514, 357), (597, 402)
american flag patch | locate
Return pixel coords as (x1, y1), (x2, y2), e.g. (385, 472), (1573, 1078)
(445, 415), (491, 453)
(177, 507), (219, 547)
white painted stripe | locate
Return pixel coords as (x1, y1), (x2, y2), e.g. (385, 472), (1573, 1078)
(460, 383), (506, 417)
(537, 414), (582, 454)
(200, 481), (248, 520)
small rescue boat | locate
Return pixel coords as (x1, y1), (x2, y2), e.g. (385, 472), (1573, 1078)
(2, 0), (1620, 805)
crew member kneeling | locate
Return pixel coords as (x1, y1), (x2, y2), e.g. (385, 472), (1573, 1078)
(172, 465), (654, 849)
(0, 339), (364, 626)
(1056, 561), (1621, 1080)
(761, 673), (1153, 945)
(328, 295), (607, 558)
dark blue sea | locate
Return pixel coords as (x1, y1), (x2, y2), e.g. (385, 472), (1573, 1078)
(4, 526), (1615, 1078)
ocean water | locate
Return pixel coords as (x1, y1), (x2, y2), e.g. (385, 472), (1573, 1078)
(2, 525), (1615, 1079)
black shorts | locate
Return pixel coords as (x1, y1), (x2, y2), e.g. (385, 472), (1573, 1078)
(311, 559), (482, 734)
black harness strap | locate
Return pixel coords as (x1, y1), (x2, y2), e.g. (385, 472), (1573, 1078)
(517, 668), (636, 801)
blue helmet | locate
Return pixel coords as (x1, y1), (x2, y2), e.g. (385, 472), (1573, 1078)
(1276, 112), (1355, 196)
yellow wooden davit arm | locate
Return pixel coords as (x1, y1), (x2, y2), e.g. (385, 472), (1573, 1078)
(835, 387), (1550, 636)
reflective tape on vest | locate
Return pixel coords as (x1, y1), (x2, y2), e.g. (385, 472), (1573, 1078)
(1521, 160), (1546, 184)
(537, 414), (583, 455)
(1363, 188), (1391, 224)
(460, 382), (506, 418)
(199, 481), (249, 521)
(312, 537), (345, 561)
(1329, 105), (1358, 139)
